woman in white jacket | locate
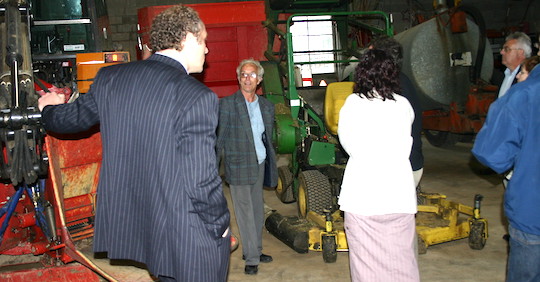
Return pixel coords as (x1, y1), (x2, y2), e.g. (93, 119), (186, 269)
(338, 49), (419, 282)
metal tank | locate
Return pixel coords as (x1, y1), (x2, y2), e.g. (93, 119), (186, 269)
(394, 15), (493, 111)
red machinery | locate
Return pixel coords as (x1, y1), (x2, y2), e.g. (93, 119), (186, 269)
(0, 0), (123, 280)
(137, 1), (268, 98)
(2, 1), (268, 280)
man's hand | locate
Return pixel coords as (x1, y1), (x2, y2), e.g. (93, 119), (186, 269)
(38, 92), (65, 111)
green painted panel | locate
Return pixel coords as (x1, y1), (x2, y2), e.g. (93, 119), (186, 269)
(308, 141), (335, 165)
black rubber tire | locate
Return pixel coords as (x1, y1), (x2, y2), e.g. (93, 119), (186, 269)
(460, 133), (475, 143)
(322, 235), (337, 263)
(416, 184), (425, 205)
(469, 220), (487, 250)
(417, 235), (427, 255)
(297, 170), (333, 218)
(424, 130), (460, 148)
(275, 166), (295, 203)
(469, 155), (496, 175)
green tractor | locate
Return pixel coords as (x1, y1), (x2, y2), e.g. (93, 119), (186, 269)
(261, 0), (393, 262)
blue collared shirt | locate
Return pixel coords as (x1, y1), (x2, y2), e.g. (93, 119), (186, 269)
(245, 96), (266, 164)
(498, 66), (520, 98)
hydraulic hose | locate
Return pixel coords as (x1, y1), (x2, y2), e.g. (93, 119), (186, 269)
(456, 5), (487, 83)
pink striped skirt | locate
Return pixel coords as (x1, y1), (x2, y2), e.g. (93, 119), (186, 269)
(345, 212), (419, 282)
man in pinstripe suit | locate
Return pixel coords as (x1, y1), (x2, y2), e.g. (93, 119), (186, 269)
(38, 5), (230, 282)
(217, 59), (277, 275)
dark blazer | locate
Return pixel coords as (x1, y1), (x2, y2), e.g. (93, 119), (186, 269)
(399, 72), (424, 171)
(217, 91), (278, 187)
(41, 54), (230, 281)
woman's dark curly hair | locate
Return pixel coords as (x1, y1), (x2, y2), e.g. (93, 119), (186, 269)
(150, 5), (203, 52)
(353, 49), (400, 101)
(522, 55), (540, 73)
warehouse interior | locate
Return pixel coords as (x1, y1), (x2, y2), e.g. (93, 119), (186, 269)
(0, 137), (513, 280)
(79, 137), (509, 281)
(0, 0), (538, 281)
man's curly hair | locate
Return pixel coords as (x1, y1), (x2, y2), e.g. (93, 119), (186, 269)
(150, 5), (203, 52)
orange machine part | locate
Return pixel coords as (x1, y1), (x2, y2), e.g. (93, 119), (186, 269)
(77, 52), (130, 93)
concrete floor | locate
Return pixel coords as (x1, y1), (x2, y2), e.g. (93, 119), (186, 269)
(80, 136), (508, 281)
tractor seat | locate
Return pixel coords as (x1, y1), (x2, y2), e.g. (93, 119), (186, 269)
(324, 81), (355, 135)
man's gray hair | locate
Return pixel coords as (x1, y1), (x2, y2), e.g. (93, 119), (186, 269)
(236, 59), (265, 78)
(506, 32), (532, 58)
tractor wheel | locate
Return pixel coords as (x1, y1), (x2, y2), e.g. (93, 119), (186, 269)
(468, 220), (487, 250)
(297, 170), (332, 218)
(322, 235), (337, 263)
(469, 155), (496, 175)
(424, 130), (459, 148)
(417, 234), (427, 255)
(275, 166), (295, 203)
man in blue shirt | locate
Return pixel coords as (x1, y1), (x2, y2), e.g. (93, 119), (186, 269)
(216, 59), (278, 275)
(472, 58), (540, 281)
(497, 32), (532, 98)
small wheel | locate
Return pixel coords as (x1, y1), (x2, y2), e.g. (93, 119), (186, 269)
(469, 220), (487, 250)
(275, 166), (295, 203)
(322, 235), (337, 263)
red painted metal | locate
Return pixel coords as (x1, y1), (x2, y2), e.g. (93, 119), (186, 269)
(0, 127), (106, 280)
(137, 1), (268, 98)
(44, 127), (101, 242)
(0, 183), (48, 255)
(422, 85), (497, 133)
(0, 263), (100, 282)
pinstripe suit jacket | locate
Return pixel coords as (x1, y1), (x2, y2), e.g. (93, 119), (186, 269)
(41, 54), (230, 281)
(217, 91), (278, 187)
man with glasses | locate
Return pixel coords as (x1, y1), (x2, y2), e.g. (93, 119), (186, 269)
(472, 36), (540, 282)
(217, 59), (277, 275)
(498, 32), (532, 98)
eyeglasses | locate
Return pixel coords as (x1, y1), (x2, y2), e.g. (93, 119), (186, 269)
(500, 46), (522, 52)
(240, 72), (258, 79)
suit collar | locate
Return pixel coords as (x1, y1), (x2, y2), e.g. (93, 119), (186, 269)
(147, 54), (188, 74)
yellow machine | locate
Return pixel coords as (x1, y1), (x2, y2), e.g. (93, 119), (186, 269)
(267, 81), (489, 262)
(306, 210), (348, 263)
(416, 193), (488, 253)
(266, 209), (348, 263)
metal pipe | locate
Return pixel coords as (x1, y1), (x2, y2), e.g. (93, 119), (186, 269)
(5, 0), (24, 109)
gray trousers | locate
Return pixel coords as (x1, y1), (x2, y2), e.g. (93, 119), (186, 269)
(230, 163), (265, 266)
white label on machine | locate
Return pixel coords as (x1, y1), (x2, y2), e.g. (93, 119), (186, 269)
(449, 51), (472, 66)
(64, 44), (85, 51)
(290, 99), (301, 107)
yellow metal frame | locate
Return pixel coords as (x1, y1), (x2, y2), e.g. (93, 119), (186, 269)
(306, 211), (348, 252)
(416, 193), (488, 250)
(297, 193), (487, 256)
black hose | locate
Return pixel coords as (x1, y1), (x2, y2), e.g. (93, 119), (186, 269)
(457, 5), (486, 83)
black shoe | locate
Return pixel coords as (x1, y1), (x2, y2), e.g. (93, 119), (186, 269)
(244, 265), (258, 275)
(260, 254), (273, 263)
(242, 254), (273, 263)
